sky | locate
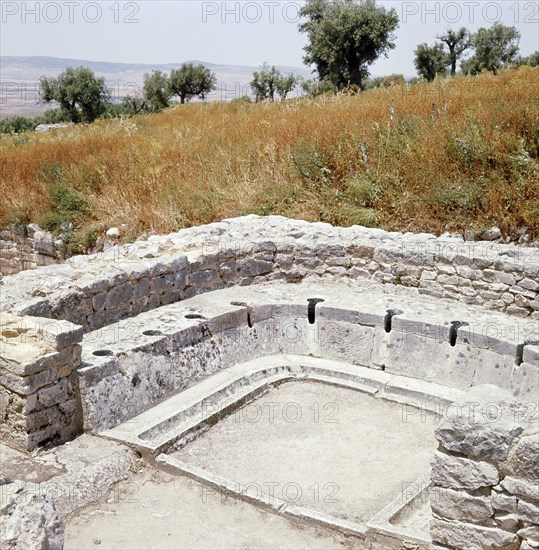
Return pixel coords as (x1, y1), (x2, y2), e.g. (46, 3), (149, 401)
(1, 1), (538, 76)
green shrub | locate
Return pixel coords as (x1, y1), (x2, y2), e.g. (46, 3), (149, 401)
(231, 96), (253, 104)
(431, 180), (483, 212)
(39, 182), (91, 233)
(101, 102), (133, 119)
(36, 108), (72, 125)
(346, 176), (382, 207)
(510, 141), (537, 173)
(60, 226), (98, 257)
(0, 109), (72, 134)
(449, 124), (492, 167)
(293, 140), (331, 185)
(40, 163), (65, 184)
(0, 116), (36, 134)
(344, 205), (380, 227)
(5, 205), (30, 225)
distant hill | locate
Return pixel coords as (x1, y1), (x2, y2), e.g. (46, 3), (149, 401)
(0, 56), (313, 118)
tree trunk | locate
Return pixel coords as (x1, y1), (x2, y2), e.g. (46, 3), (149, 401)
(450, 45), (457, 77)
(349, 50), (363, 90)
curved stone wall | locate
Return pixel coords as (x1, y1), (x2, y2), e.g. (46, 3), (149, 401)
(2, 216), (538, 331)
(1, 216), (538, 550)
(75, 282), (538, 434)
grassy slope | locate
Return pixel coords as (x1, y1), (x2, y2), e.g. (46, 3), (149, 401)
(1, 68), (538, 248)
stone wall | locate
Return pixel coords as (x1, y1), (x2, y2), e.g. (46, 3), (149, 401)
(1, 216), (538, 542)
(75, 283), (538, 433)
(430, 385), (539, 550)
(0, 314), (83, 450)
(0, 225), (61, 276)
(1, 217), (538, 333)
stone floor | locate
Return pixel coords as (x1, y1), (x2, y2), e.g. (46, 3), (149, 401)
(170, 381), (439, 525)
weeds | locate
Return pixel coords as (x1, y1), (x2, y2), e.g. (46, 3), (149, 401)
(5, 205), (30, 226)
(39, 182), (91, 233)
(1, 68), (538, 239)
(293, 140), (331, 185)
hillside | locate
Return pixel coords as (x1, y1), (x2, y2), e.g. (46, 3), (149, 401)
(0, 56), (312, 118)
(1, 68), (538, 252)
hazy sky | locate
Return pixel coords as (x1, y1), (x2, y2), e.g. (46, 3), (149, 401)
(1, 1), (538, 76)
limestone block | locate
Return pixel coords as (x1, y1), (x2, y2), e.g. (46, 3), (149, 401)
(317, 320), (374, 366)
(499, 476), (539, 501)
(473, 349), (515, 390)
(492, 491), (517, 513)
(174, 270), (188, 288)
(92, 292), (106, 311)
(503, 433), (539, 483)
(430, 487), (493, 522)
(431, 517), (519, 549)
(493, 512), (520, 531)
(518, 526), (539, 544)
(105, 282), (133, 309)
(161, 290), (180, 305)
(456, 265), (483, 280)
(0, 346), (76, 377)
(418, 279), (444, 297)
(239, 259), (273, 277)
(344, 243), (375, 259)
(523, 345), (539, 366)
(382, 331), (477, 389)
(25, 405), (64, 431)
(0, 366), (59, 395)
(35, 254), (60, 266)
(496, 272), (517, 286)
(150, 274), (175, 294)
(99, 267), (130, 286)
(37, 378), (68, 408)
(509, 286), (537, 299)
(33, 231), (57, 257)
(519, 278), (539, 292)
(431, 450), (499, 490)
(0, 493), (64, 550)
(435, 396), (523, 462)
(296, 256), (324, 271)
(510, 361), (539, 400)
(190, 269), (217, 285)
(517, 498), (539, 524)
(170, 255), (189, 272)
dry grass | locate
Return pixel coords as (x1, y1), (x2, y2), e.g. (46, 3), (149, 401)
(1, 67), (538, 246)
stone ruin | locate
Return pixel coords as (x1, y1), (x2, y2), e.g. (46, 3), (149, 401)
(0, 224), (61, 276)
(0, 215), (538, 549)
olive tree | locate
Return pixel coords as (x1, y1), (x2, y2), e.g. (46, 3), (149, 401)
(414, 43), (447, 81)
(250, 64), (298, 102)
(462, 23), (521, 75)
(438, 28), (472, 77)
(169, 63), (217, 104)
(299, 0), (399, 90)
(40, 66), (110, 123)
(142, 70), (172, 112)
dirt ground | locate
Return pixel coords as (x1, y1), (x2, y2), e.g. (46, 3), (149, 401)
(64, 466), (359, 550)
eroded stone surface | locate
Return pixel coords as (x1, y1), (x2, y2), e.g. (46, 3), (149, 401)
(431, 385), (539, 550)
(431, 451), (499, 490)
(1, 216), (538, 325)
(0, 216), (537, 548)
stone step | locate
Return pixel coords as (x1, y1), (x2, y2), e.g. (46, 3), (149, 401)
(100, 354), (465, 457)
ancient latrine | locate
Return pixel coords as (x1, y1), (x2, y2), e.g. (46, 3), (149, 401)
(1, 216), (538, 549)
